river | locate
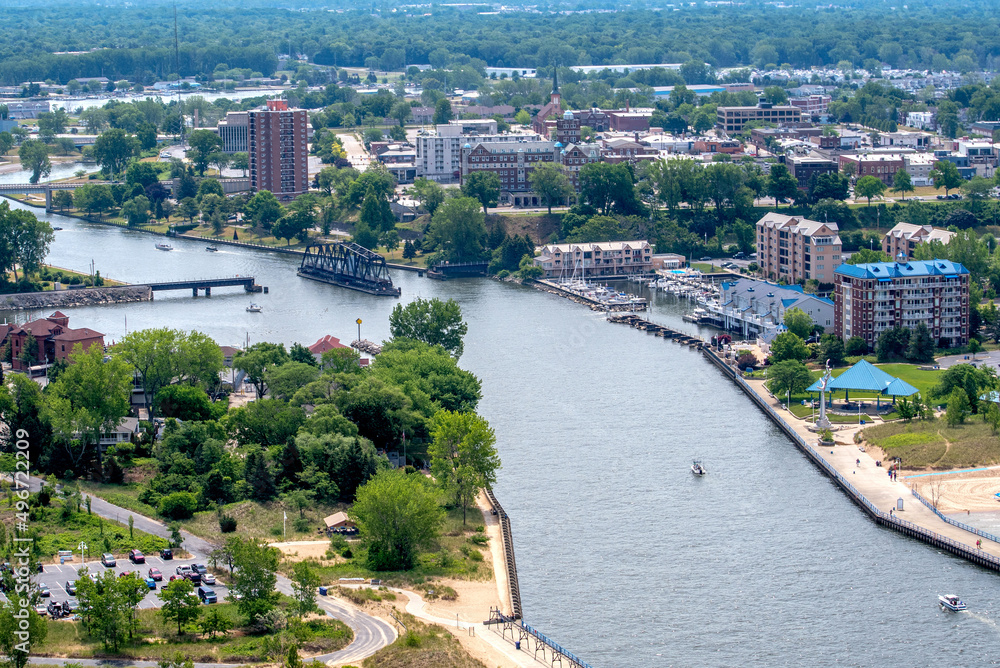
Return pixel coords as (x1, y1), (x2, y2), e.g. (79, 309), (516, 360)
(5, 200), (1000, 667)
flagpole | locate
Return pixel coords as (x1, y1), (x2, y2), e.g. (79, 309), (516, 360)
(283, 511), (286, 539)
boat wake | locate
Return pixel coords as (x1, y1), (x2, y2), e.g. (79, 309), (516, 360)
(963, 611), (1000, 634)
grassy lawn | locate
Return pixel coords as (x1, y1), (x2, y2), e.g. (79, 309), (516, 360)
(5, 491), (168, 563)
(185, 499), (347, 542)
(304, 506), (493, 589)
(77, 481), (159, 517)
(861, 418), (1000, 469)
(361, 613), (486, 668)
(35, 599), (352, 662)
(765, 362), (944, 408)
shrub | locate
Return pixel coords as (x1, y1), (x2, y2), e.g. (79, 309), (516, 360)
(496, 270), (510, 279)
(293, 517), (311, 532)
(219, 514), (238, 533)
(469, 533), (489, 546)
(158, 491), (198, 519)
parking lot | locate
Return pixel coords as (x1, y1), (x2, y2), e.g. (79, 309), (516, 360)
(30, 554), (230, 612)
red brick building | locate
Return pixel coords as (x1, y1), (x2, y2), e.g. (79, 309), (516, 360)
(838, 153), (904, 187)
(248, 100), (309, 201)
(4, 311), (104, 371)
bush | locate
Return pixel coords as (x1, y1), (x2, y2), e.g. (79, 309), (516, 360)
(293, 516), (311, 532)
(158, 491), (198, 519)
(469, 533), (489, 546)
(219, 514), (238, 533)
(496, 269), (510, 279)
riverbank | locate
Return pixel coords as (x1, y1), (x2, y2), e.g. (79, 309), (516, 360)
(0, 285), (151, 310)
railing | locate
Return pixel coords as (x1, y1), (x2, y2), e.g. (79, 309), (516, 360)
(483, 487), (522, 620)
(520, 621), (594, 668)
(910, 488), (1000, 545)
(701, 346), (1000, 571)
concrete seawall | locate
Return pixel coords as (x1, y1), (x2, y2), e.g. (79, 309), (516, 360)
(0, 285), (152, 310)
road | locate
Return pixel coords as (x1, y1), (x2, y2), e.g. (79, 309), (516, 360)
(19, 475), (396, 666)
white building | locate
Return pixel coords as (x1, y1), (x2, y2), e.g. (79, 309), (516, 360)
(906, 111), (935, 130)
(711, 278), (835, 339)
(904, 153), (937, 186)
(534, 241), (653, 278)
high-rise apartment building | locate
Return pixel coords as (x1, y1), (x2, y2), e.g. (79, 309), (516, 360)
(217, 112), (248, 153)
(755, 213), (842, 284)
(248, 100), (308, 201)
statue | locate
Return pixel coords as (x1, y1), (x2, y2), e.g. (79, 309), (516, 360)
(816, 358), (833, 430)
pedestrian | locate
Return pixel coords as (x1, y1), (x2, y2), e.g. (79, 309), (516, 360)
(977, 539), (982, 549)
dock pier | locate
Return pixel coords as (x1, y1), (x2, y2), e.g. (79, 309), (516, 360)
(606, 313), (703, 347)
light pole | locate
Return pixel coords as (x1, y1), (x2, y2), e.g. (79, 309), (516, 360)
(356, 317), (362, 343)
(78, 541), (87, 567)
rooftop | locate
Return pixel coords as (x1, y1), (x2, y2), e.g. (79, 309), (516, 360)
(835, 259), (969, 279)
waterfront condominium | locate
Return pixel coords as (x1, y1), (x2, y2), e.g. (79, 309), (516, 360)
(755, 212), (842, 284)
(881, 222), (955, 261)
(533, 240), (652, 278)
(248, 100), (308, 201)
(833, 258), (970, 349)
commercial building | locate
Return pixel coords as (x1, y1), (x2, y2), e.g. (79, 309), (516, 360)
(882, 223), (955, 261)
(788, 94), (832, 115)
(1, 311), (104, 372)
(716, 102), (803, 133)
(755, 212), (842, 284)
(460, 139), (557, 206)
(903, 153), (937, 186)
(834, 259), (970, 348)
(248, 100), (309, 201)
(709, 278), (834, 339)
(533, 240), (653, 278)
(5, 101), (49, 119)
(217, 111), (248, 153)
(787, 154), (839, 187)
(838, 153), (904, 187)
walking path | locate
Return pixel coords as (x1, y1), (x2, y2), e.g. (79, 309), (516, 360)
(743, 378), (1000, 561)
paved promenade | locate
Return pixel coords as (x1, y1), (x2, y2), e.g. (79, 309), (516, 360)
(743, 378), (1000, 560)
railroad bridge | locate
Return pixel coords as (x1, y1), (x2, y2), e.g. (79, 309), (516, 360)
(142, 276), (263, 297)
(298, 243), (400, 296)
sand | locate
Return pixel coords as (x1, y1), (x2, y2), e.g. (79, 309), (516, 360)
(907, 468), (1000, 514)
(270, 540), (333, 560)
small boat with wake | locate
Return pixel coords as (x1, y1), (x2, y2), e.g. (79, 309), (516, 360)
(691, 460), (707, 476)
(246, 304), (262, 313)
(206, 246), (219, 252)
(938, 595), (967, 611)
(155, 243), (173, 251)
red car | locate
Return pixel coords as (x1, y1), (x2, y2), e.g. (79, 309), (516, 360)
(148, 568), (162, 582)
(128, 550), (145, 564)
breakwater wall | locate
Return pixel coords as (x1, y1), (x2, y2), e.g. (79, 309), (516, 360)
(700, 345), (1000, 572)
(0, 285), (152, 310)
(483, 486), (522, 619)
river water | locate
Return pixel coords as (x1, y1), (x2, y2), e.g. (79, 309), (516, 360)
(5, 201), (1000, 667)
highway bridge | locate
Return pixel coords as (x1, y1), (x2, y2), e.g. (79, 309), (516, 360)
(0, 177), (250, 211)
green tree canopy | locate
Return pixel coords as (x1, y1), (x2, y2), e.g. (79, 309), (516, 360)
(428, 410), (501, 524)
(768, 332), (810, 362)
(92, 128), (139, 180)
(388, 297), (468, 358)
(782, 307), (814, 339)
(766, 359), (812, 402)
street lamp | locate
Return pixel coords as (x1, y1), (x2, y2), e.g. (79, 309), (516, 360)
(356, 318), (362, 343)
(78, 541), (87, 567)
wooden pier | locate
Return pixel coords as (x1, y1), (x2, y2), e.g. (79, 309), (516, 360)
(531, 280), (647, 312)
(606, 314), (703, 347)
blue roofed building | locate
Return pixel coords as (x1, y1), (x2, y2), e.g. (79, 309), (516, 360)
(711, 278), (834, 339)
(833, 257), (970, 349)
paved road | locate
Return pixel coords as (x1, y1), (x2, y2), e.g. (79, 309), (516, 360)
(19, 475), (396, 666)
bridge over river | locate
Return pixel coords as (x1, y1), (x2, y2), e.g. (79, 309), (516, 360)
(0, 178), (250, 211)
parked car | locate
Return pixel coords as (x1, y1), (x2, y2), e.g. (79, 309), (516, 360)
(65, 580), (77, 595)
(38, 583), (50, 597)
(185, 571), (202, 585)
(201, 572), (216, 585)
(128, 550), (145, 564)
(732, 252), (745, 259)
(34, 604), (48, 617)
(192, 564), (208, 575)
(197, 587), (217, 604)
(145, 577), (157, 590)
(175, 565), (192, 577)
(937, 195), (946, 200)
(148, 568), (162, 581)
(160, 548), (173, 560)
(699, 256), (712, 261)
(101, 553), (116, 568)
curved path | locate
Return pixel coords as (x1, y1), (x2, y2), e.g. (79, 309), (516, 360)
(19, 475), (396, 666)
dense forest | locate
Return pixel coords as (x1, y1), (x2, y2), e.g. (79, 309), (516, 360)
(3, 1), (1000, 85)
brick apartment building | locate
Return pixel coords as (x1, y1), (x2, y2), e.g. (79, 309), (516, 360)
(787, 154), (839, 187)
(461, 140), (558, 206)
(788, 95), (832, 115)
(1, 311), (104, 371)
(755, 212), (842, 284)
(834, 259), (970, 348)
(837, 153), (904, 187)
(716, 102), (803, 133)
(882, 223), (955, 261)
(248, 100), (309, 201)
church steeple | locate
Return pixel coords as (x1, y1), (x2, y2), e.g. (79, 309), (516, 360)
(550, 67), (561, 107)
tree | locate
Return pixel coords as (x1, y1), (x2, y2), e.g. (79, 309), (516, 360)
(845, 248), (890, 265)
(891, 169), (914, 200)
(18, 140), (50, 184)
(426, 196), (487, 262)
(234, 341), (290, 398)
(290, 561), (321, 617)
(809, 172), (850, 203)
(230, 152), (249, 177)
(933, 364), (997, 410)
(121, 195), (151, 227)
(845, 336), (868, 357)
(930, 160), (964, 196)
(876, 325), (911, 362)
(766, 360), (812, 405)
(199, 608), (233, 639)
(350, 469), (444, 571)
(769, 332), (810, 362)
(819, 334), (846, 367)
(529, 162), (573, 214)
(0, 602), (46, 668)
(389, 297), (468, 358)
(246, 190), (284, 230)
(906, 323), (935, 363)
(1, 205), (54, 282)
(579, 162), (637, 216)
(946, 387), (970, 426)
(962, 175), (993, 200)
(433, 98), (453, 124)
(126, 161), (159, 189)
(411, 177), (446, 216)
(969, 337), (983, 358)
(352, 220), (380, 249)
(462, 171), (501, 214)
(187, 129), (224, 175)
(359, 185), (393, 235)
(264, 362), (321, 402)
(514, 109), (531, 125)
(198, 178), (225, 199)
(228, 537), (280, 622)
(160, 578), (202, 635)
(766, 164), (798, 209)
(429, 410), (501, 524)
(92, 128), (138, 180)
(782, 307), (813, 339)
(854, 175), (886, 207)
(45, 343), (133, 473)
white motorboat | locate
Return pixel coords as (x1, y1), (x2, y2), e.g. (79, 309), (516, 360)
(206, 246), (219, 252)
(691, 460), (707, 476)
(246, 304), (262, 313)
(155, 243), (173, 251)
(938, 595), (967, 611)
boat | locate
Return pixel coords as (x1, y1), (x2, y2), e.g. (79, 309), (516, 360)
(206, 246), (219, 252)
(52, 226), (63, 231)
(691, 460), (707, 476)
(246, 304), (262, 313)
(155, 243), (173, 251)
(939, 595), (967, 611)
